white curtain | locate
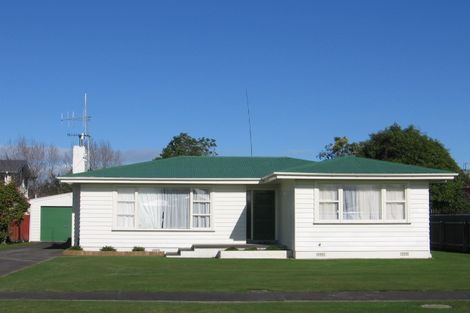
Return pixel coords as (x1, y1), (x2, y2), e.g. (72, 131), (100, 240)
(386, 186), (405, 220)
(162, 189), (190, 229)
(138, 188), (164, 229)
(343, 185), (381, 220)
(136, 188), (190, 229)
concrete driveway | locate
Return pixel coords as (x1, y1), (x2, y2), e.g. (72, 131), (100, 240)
(0, 242), (66, 276)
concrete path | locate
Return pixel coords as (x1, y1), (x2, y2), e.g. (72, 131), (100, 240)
(0, 291), (469, 302)
(0, 242), (65, 276)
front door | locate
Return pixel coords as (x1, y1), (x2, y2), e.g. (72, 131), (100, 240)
(252, 190), (275, 241)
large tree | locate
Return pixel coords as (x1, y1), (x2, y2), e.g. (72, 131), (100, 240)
(318, 124), (469, 213)
(159, 133), (217, 159)
(0, 182), (30, 243)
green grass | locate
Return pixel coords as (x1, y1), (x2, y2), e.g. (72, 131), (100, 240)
(0, 251), (469, 293)
(0, 301), (470, 313)
(0, 242), (30, 251)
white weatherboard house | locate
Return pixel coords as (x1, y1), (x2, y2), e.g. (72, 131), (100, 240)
(59, 156), (457, 259)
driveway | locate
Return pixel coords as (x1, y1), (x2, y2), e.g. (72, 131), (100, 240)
(0, 242), (65, 276)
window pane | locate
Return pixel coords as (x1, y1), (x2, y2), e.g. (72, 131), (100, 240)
(117, 215), (134, 228)
(117, 202), (134, 215)
(386, 203), (405, 220)
(118, 190), (134, 201)
(137, 189), (164, 229)
(319, 203), (338, 220)
(193, 202), (210, 214)
(162, 189), (190, 229)
(319, 187), (338, 201)
(387, 186), (405, 202)
(193, 216), (210, 228)
(343, 185), (381, 220)
(193, 188), (210, 202)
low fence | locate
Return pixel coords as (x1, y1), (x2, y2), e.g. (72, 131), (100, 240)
(430, 214), (470, 253)
(9, 214), (30, 242)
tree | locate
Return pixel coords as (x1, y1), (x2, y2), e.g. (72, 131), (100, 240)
(89, 140), (122, 170)
(317, 136), (362, 160)
(0, 182), (30, 243)
(159, 133), (217, 159)
(318, 124), (470, 213)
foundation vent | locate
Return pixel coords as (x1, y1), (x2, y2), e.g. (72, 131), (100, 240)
(316, 252), (326, 257)
(400, 251), (410, 257)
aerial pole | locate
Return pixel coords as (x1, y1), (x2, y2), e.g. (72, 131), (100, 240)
(245, 89), (253, 156)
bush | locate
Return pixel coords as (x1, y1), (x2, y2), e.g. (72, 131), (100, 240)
(225, 247), (238, 251)
(100, 246), (116, 252)
(132, 246), (145, 252)
(266, 245), (282, 250)
(245, 247), (257, 251)
(69, 246), (83, 251)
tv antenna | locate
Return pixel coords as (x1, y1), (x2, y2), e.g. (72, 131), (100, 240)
(61, 93), (92, 164)
(245, 89), (253, 156)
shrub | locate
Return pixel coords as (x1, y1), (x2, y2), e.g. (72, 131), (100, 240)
(69, 246), (83, 251)
(132, 246), (145, 252)
(266, 245), (282, 250)
(225, 247), (238, 251)
(245, 247), (257, 251)
(100, 246), (116, 252)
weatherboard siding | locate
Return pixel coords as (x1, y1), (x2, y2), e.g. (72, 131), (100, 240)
(78, 184), (247, 252)
(277, 181), (295, 249)
(293, 181), (431, 259)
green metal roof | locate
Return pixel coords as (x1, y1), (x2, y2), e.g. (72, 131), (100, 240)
(65, 156), (316, 179)
(278, 156), (454, 174)
(63, 155), (454, 181)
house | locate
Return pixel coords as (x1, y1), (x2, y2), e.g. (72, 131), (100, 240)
(58, 156), (457, 259)
(0, 159), (31, 198)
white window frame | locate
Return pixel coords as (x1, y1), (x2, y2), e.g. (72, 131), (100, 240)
(112, 186), (214, 231)
(314, 183), (409, 224)
(191, 188), (212, 229)
(115, 188), (137, 229)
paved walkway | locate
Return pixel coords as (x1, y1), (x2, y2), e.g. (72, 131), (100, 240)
(0, 242), (65, 276)
(0, 291), (469, 302)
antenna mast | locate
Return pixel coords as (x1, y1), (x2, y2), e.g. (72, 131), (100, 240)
(61, 93), (92, 169)
(245, 89), (253, 156)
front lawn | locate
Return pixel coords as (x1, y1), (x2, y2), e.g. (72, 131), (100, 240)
(1, 301), (470, 313)
(0, 251), (469, 292)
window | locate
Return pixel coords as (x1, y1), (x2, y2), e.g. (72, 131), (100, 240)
(115, 187), (211, 230)
(343, 185), (381, 220)
(116, 189), (136, 229)
(319, 186), (339, 220)
(385, 185), (406, 220)
(192, 189), (211, 228)
(316, 184), (407, 223)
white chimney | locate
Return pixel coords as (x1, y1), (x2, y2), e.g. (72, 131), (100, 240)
(72, 145), (88, 174)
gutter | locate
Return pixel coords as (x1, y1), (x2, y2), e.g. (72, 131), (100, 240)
(261, 172), (459, 183)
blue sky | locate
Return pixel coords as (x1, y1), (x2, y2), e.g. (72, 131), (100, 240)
(1, 0), (469, 166)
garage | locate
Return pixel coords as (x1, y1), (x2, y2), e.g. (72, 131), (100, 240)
(40, 206), (72, 242)
(29, 192), (74, 243)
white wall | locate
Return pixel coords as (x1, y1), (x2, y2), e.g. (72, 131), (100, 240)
(294, 181), (431, 259)
(29, 193), (73, 242)
(277, 181), (294, 249)
(78, 184), (247, 252)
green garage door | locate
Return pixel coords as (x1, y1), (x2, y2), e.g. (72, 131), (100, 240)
(40, 206), (72, 242)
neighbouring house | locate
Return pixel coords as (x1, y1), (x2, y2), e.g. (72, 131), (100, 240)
(58, 156), (457, 259)
(0, 159), (31, 198)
